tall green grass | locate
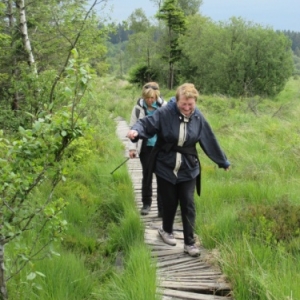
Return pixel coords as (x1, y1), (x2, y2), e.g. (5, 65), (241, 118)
(6, 76), (158, 300)
(196, 77), (300, 299)
(6, 76), (300, 300)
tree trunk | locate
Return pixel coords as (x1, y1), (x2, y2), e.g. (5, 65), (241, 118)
(7, 0), (20, 111)
(0, 240), (8, 300)
(15, 0), (37, 73)
(168, 61), (174, 89)
(170, 62), (174, 90)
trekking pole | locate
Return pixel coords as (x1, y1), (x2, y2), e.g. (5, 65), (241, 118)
(110, 158), (130, 175)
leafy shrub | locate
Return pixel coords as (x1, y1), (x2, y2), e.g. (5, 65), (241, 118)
(128, 64), (158, 87)
(239, 199), (300, 252)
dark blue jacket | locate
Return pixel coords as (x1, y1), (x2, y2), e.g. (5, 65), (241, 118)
(131, 99), (230, 185)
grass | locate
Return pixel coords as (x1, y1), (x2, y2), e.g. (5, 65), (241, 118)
(195, 77), (300, 299)
(6, 76), (158, 300)
(5, 76), (300, 300)
(98, 244), (159, 300)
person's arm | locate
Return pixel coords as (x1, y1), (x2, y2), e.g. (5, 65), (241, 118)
(127, 110), (160, 142)
(128, 106), (139, 157)
(199, 117), (230, 170)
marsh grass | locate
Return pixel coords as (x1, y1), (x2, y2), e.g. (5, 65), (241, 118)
(6, 76), (300, 300)
(6, 76), (158, 300)
(196, 78), (300, 299)
(98, 244), (159, 300)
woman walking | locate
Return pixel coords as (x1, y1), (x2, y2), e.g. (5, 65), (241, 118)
(127, 83), (230, 257)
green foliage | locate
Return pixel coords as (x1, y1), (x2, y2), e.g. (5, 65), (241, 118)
(177, 0), (202, 15)
(179, 16), (294, 97)
(293, 54), (300, 75)
(28, 253), (96, 300)
(5, 75), (158, 299)
(0, 0), (109, 117)
(156, 0), (187, 88)
(0, 55), (91, 296)
(193, 78), (300, 299)
(128, 64), (159, 86)
(239, 199), (300, 252)
(99, 244), (158, 300)
(218, 237), (300, 300)
(127, 8), (151, 33)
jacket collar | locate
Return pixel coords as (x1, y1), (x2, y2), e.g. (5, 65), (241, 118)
(137, 97), (164, 108)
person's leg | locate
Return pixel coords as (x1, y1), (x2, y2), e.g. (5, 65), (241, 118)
(156, 176), (178, 233)
(139, 147), (153, 208)
(178, 178), (196, 246)
(155, 174), (164, 217)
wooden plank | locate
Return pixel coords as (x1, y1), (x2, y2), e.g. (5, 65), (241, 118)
(158, 260), (207, 271)
(161, 270), (223, 277)
(160, 274), (223, 281)
(160, 288), (232, 300)
(157, 257), (197, 268)
(151, 248), (185, 257)
(159, 270), (221, 277)
(162, 265), (209, 274)
(159, 281), (231, 292)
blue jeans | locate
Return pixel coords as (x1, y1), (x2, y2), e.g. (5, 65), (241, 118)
(156, 175), (196, 245)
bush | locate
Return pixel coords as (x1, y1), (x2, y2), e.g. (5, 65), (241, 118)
(128, 64), (159, 87)
(239, 199), (300, 252)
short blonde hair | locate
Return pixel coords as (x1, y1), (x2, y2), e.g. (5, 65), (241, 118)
(175, 83), (199, 102)
(142, 81), (160, 99)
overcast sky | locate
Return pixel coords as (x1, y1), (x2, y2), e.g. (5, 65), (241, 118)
(96, 0), (299, 32)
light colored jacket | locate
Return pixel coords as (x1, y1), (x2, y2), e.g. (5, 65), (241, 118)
(128, 97), (166, 154)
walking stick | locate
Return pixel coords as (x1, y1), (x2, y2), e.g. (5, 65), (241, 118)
(110, 158), (130, 175)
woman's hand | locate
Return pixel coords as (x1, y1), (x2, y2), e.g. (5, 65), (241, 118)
(127, 130), (139, 140)
(129, 150), (137, 159)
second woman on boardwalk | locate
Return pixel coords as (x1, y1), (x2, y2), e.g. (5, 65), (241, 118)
(128, 82), (167, 217)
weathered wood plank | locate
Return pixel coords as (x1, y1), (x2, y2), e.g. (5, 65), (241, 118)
(160, 273), (224, 280)
(160, 288), (231, 300)
(151, 249), (186, 257)
(160, 281), (231, 292)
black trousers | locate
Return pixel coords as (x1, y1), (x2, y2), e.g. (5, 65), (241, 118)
(139, 146), (163, 213)
(156, 175), (196, 245)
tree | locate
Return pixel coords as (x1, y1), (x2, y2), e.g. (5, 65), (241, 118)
(0, 0), (108, 123)
(177, 0), (202, 15)
(179, 16), (294, 97)
(125, 9), (167, 84)
(150, 0), (164, 10)
(0, 52), (90, 300)
(156, 0), (186, 89)
(127, 8), (151, 33)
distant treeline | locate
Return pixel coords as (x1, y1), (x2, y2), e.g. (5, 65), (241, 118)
(108, 22), (300, 56)
(281, 30), (300, 55)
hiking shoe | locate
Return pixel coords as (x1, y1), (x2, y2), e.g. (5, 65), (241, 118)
(184, 244), (201, 257)
(158, 227), (176, 246)
(140, 204), (151, 215)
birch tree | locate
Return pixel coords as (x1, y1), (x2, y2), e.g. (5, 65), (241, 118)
(0, 0), (108, 124)
(15, 0), (36, 72)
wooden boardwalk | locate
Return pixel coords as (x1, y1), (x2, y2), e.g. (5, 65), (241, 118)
(115, 117), (233, 300)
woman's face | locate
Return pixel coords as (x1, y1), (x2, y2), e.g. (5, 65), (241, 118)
(144, 97), (156, 108)
(177, 95), (196, 117)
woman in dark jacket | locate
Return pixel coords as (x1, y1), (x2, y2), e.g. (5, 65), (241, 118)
(127, 83), (230, 257)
